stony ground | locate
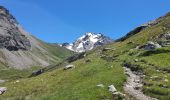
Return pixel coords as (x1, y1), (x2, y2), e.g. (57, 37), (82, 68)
(124, 67), (158, 100)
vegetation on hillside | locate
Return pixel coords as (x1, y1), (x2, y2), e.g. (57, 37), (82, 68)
(1, 13), (170, 100)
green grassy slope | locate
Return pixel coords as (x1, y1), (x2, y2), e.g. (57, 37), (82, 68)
(0, 13), (170, 100)
(30, 36), (74, 64)
(0, 38), (73, 91)
(0, 52), (126, 100)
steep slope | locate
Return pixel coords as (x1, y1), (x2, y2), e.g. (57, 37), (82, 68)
(0, 6), (73, 69)
(105, 12), (170, 100)
(61, 32), (113, 52)
(116, 12), (170, 42)
(1, 11), (170, 100)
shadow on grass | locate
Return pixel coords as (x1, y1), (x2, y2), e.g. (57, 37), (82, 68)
(140, 49), (170, 56)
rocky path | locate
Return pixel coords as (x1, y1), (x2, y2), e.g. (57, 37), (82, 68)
(123, 67), (158, 100)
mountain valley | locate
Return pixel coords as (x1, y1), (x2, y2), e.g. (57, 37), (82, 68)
(0, 5), (170, 100)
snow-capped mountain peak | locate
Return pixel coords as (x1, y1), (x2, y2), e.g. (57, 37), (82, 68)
(61, 32), (113, 52)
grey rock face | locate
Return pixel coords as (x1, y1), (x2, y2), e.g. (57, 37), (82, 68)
(0, 6), (31, 51)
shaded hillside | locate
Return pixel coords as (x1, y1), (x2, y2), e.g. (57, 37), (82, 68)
(0, 6), (73, 69)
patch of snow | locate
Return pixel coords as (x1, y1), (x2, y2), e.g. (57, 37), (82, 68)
(89, 34), (99, 43)
(77, 42), (84, 49)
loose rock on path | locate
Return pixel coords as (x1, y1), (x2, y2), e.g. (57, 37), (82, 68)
(123, 67), (158, 100)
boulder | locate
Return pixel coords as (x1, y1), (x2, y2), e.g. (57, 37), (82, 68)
(164, 79), (169, 82)
(143, 41), (161, 50)
(16, 80), (20, 83)
(112, 92), (126, 100)
(96, 84), (104, 88)
(0, 87), (7, 95)
(102, 48), (115, 52)
(134, 84), (143, 90)
(164, 32), (170, 40)
(64, 65), (75, 70)
(30, 69), (44, 77)
(135, 46), (140, 49)
(108, 85), (117, 93)
(0, 80), (5, 84)
(134, 79), (140, 83)
(134, 59), (139, 62)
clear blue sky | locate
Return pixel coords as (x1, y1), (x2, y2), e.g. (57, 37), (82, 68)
(0, 0), (170, 43)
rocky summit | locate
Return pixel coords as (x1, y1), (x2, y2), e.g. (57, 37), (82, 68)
(61, 32), (113, 52)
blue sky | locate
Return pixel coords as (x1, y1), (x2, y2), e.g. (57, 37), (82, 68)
(0, 0), (170, 43)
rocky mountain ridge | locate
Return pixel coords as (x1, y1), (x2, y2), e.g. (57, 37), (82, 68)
(61, 32), (113, 52)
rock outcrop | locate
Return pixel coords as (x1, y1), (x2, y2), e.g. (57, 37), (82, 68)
(142, 41), (162, 50)
(0, 6), (31, 51)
